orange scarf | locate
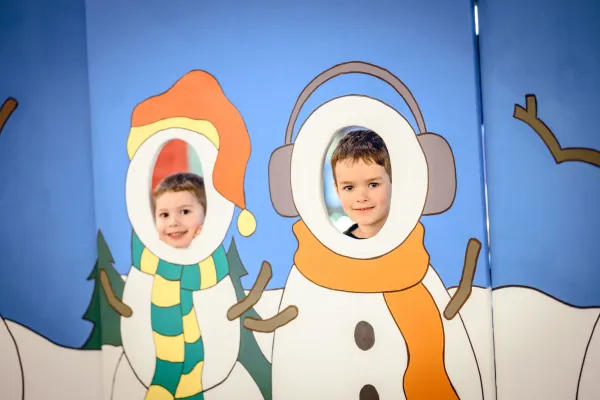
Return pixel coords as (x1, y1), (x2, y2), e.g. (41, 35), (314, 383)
(292, 220), (458, 400)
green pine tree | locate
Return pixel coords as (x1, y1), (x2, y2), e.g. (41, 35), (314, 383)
(82, 260), (103, 349)
(81, 230), (126, 349)
(227, 237), (272, 400)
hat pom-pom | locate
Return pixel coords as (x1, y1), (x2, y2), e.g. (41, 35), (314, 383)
(237, 209), (256, 237)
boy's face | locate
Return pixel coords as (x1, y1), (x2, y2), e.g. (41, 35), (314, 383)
(334, 158), (391, 238)
(154, 190), (205, 248)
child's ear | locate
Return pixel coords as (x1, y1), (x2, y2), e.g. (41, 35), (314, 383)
(194, 227), (202, 237)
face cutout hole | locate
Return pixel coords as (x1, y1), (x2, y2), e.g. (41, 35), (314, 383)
(323, 126), (393, 240)
(151, 139), (206, 249)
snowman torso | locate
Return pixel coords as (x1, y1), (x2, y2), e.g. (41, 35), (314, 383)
(120, 267), (240, 391)
(271, 265), (484, 400)
(272, 265), (409, 400)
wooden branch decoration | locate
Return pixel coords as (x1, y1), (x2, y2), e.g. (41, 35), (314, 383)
(514, 94), (600, 168)
(0, 97), (18, 136)
(444, 238), (482, 320)
(227, 260), (299, 332)
(227, 261), (273, 321)
(243, 305), (299, 333)
(99, 269), (133, 318)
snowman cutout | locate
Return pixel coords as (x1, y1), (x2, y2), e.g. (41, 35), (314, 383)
(113, 71), (259, 399)
(242, 61), (486, 400)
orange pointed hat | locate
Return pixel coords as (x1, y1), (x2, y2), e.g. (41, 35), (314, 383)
(126, 71), (256, 236)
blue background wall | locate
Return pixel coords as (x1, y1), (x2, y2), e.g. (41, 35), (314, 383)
(0, 1), (97, 347)
(478, 0), (600, 307)
(0, 0), (568, 346)
(84, 0), (486, 292)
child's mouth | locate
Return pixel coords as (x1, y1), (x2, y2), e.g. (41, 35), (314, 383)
(354, 206), (374, 213)
(168, 231), (188, 239)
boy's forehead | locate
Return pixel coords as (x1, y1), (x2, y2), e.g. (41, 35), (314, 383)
(335, 159), (387, 181)
(155, 190), (200, 206)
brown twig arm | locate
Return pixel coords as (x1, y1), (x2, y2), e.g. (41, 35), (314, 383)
(444, 238), (482, 320)
(228, 261), (299, 332)
(99, 269), (133, 318)
(0, 97), (19, 136)
(227, 261), (273, 321)
(513, 94), (600, 168)
(243, 305), (299, 333)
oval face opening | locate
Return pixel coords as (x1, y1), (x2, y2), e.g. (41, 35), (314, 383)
(151, 139), (206, 250)
(126, 128), (235, 265)
(290, 95), (428, 259)
(324, 126), (393, 240)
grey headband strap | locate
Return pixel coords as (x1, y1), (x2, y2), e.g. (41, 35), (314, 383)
(284, 61), (427, 144)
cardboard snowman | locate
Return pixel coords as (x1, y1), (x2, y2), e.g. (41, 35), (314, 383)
(261, 62), (485, 400)
(119, 71), (257, 399)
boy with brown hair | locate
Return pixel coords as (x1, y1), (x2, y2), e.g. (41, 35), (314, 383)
(330, 129), (392, 239)
(152, 172), (207, 248)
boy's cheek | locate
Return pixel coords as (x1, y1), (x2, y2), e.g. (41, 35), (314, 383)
(338, 194), (350, 207)
(341, 201), (355, 216)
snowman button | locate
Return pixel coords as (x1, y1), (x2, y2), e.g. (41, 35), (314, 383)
(354, 321), (375, 351)
(359, 384), (379, 400)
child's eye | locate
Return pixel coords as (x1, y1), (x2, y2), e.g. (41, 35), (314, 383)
(182, 209), (190, 215)
(160, 213), (168, 218)
(343, 186), (353, 191)
(369, 182), (379, 188)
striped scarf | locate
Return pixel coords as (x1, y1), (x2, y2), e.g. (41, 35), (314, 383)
(131, 232), (229, 400)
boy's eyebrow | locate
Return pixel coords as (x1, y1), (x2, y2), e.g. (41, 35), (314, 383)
(338, 176), (382, 185)
(156, 204), (194, 212)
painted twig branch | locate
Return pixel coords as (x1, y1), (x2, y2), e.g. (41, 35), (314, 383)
(227, 260), (299, 332)
(227, 261), (273, 320)
(514, 94), (600, 168)
(444, 238), (481, 320)
(243, 305), (299, 333)
(0, 97), (18, 136)
(100, 269), (133, 318)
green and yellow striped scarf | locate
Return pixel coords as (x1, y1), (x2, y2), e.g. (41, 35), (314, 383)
(131, 232), (229, 400)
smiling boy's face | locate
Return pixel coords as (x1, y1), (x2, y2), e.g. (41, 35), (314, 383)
(334, 157), (392, 238)
(154, 190), (205, 248)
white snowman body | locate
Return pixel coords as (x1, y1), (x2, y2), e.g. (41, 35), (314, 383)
(270, 95), (485, 399)
(271, 265), (484, 400)
(120, 270), (240, 391)
(122, 128), (241, 392)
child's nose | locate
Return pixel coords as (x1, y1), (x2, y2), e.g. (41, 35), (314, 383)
(356, 188), (369, 201)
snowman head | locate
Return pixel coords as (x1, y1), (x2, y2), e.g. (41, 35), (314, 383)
(268, 62), (457, 259)
(126, 129), (235, 264)
(125, 71), (256, 265)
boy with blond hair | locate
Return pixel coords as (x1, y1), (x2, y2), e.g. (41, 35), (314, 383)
(330, 129), (392, 239)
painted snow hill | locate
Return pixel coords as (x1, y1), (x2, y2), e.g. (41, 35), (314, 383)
(1, 286), (599, 399)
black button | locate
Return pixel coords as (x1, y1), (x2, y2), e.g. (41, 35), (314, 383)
(354, 321), (375, 351)
(359, 384), (379, 400)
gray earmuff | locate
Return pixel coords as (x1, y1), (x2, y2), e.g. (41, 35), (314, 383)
(268, 61), (457, 218)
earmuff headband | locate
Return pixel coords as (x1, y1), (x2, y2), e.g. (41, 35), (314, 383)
(284, 61), (428, 145)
